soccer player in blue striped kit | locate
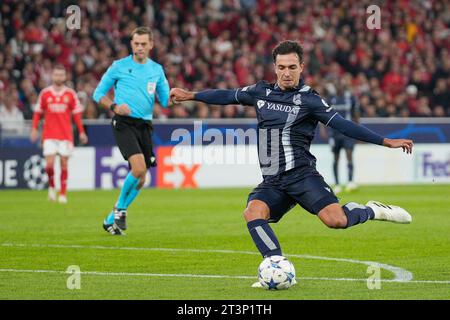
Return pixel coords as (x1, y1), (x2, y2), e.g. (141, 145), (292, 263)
(170, 41), (413, 285)
(93, 27), (170, 235)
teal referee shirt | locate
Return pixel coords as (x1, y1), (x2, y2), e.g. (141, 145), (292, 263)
(93, 55), (170, 120)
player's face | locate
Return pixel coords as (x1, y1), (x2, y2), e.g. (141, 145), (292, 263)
(52, 69), (66, 86)
(131, 34), (153, 62)
(274, 53), (304, 90)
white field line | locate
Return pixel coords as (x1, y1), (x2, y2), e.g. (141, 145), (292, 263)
(2, 242), (444, 284)
(0, 268), (449, 284)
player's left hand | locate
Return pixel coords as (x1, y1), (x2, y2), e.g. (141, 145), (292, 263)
(383, 138), (414, 154)
(79, 133), (88, 145)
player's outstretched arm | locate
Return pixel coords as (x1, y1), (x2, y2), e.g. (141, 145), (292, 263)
(170, 88), (239, 105)
(327, 113), (413, 153)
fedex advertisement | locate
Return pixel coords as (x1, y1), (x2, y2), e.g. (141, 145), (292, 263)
(1, 144), (449, 190)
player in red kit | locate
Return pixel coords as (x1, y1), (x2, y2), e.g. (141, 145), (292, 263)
(30, 65), (88, 203)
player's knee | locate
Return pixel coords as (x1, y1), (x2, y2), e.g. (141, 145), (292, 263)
(132, 166), (147, 179)
(60, 161), (68, 170)
(137, 176), (146, 189)
(319, 208), (347, 229)
(243, 208), (265, 222)
(243, 201), (270, 222)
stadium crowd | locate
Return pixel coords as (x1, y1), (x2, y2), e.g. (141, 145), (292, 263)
(0, 0), (449, 128)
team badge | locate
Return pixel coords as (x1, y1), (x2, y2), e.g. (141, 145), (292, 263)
(147, 82), (156, 95)
(293, 94), (302, 105)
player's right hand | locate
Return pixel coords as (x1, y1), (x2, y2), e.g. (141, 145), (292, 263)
(114, 104), (131, 116)
(170, 88), (194, 104)
(30, 128), (39, 143)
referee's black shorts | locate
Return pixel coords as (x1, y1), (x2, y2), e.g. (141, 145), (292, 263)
(111, 114), (156, 168)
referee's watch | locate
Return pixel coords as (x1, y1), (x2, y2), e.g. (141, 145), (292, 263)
(109, 103), (117, 112)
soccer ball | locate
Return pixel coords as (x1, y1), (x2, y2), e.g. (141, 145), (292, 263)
(258, 255), (296, 290)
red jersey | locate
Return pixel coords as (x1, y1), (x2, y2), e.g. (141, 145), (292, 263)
(33, 85), (84, 142)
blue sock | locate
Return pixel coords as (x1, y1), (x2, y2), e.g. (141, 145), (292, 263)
(247, 219), (282, 257)
(348, 162), (354, 182)
(117, 172), (139, 209)
(124, 187), (141, 208)
(343, 202), (375, 228)
(105, 211), (115, 224)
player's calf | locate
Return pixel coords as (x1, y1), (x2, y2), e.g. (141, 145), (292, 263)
(319, 202), (375, 228)
(244, 200), (281, 257)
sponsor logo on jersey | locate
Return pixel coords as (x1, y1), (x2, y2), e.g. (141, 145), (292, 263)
(293, 94), (302, 105)
(267, 102), (300, 114)
(49, 103), (68, 113)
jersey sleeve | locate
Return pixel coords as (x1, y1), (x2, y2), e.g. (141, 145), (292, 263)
(194, 89), (240, 105)
(194, 82), (258, 106)
(92, 62), (119, 103)
(307, 92), (338, 125)
(156, 66), (170, 108)
(35, 90), (46, 113)
(69, 90), (84, 114)
(235, 83), (258, 106)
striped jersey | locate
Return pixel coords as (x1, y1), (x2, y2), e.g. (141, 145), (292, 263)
(234, 80), (338, 177)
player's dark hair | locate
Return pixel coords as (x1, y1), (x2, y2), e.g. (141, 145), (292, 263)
(272, 41), (303, 63)
(53, 64), (66, 71)
(130, 26), (153, 41)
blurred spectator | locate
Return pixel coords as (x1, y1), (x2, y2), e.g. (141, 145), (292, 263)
(0, 0), (448, 120)
(0, 90), (25, 134)
(432, 78), (450, 115)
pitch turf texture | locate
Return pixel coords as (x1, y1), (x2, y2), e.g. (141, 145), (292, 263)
(0, 185), (449, 300)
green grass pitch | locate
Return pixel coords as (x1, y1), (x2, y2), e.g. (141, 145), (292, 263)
(0, 185), (449, 299)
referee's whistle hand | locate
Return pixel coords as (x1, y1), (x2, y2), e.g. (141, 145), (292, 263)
(116, 104), (131, 116)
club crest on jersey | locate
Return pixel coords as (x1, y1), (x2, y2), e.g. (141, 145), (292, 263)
(293, 94), (302, 105)
(147, 82), (156, 95)
(257, 100), (265, 109)
(266, 89), (272, 96)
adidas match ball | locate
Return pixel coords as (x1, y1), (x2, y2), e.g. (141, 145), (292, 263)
(258, 255), (296, 290)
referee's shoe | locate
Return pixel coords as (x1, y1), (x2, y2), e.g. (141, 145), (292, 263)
(102, 208), (126, 235)
(114, 208), (128, 230)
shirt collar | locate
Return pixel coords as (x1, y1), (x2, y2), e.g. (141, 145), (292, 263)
(274, 79), (305, 91)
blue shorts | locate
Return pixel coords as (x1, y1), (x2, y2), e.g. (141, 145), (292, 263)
(330, 135), (355, 154)
(247, 166), (339, 223)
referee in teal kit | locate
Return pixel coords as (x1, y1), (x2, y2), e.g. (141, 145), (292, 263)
(93, 27), (171, 235)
